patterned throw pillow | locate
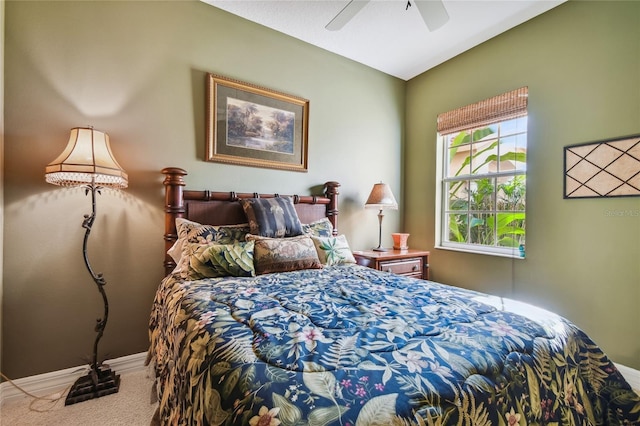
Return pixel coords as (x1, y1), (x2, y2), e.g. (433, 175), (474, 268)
(311, 235), (356, 266)
(176, 218), (250, 245)
(248, 234), (322, 275)
(172, 218), (250, 275)
(240, 197), (303, 238)
(184, 241), (255, 279)
(302, 217), (334, 237)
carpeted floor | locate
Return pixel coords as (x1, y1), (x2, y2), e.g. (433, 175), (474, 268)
(0, 369), (157, 426)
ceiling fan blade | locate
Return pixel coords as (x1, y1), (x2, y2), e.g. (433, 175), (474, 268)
(326, 0), (370, 31)
(415, 0), (449, 32)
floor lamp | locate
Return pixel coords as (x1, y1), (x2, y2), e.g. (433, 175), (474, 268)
(45, 126), (128, 405)
(365, 182), (398, 251)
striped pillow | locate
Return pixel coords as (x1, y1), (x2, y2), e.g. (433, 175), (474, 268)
(240, 197), (303, 238)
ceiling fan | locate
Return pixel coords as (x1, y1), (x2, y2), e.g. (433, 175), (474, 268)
(326, 0), (449, 32)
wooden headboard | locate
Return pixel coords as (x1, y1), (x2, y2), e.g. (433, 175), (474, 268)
(162, 167), (340, 276)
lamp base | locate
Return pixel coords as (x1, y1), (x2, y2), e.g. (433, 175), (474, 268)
(65, 366), (120, 406)
(372, 247), (389, 252)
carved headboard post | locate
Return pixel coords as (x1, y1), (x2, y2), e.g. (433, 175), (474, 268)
(325, 181), (340, 236)
(162, 167), (187, 275)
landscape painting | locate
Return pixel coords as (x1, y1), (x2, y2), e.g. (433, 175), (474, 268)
(206, 74), (309, 172)
(226, 97), (295, 155)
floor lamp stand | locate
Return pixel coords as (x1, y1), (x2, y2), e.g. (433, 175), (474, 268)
(65, 183), (120, 405)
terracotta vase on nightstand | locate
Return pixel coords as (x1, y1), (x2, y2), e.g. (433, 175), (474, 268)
(391, 233), (410, 250)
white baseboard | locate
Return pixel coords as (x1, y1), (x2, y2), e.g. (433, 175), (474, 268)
(0, 352), (148, 405)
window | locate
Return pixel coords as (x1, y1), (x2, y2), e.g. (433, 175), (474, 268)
(436, 87), (528, 257)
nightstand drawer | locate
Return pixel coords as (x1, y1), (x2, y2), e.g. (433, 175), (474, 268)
(352, 249), (430, 280)
(379, 258), (422, 276)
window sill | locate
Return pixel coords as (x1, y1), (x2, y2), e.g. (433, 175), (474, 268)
(435, 244), (525, 259)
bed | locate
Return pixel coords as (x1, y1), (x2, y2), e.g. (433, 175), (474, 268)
(148, 167), (639, 425)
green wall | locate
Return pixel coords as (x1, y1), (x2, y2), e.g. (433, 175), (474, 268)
(2, 0), (404, 378)
(405, 0), (639, 369)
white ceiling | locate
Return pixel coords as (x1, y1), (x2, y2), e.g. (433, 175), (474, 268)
(204, 0), (566, 81)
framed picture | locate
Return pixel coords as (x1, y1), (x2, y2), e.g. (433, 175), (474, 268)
(206, 74), (309, 172)
(564, 134), (640, 198)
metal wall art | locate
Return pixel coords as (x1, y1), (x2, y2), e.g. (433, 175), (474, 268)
(564, 134), (640, 198)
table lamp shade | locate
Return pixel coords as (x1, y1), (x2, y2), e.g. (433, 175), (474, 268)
(365, 182), (398, 210)
(45, 127), (128, 188)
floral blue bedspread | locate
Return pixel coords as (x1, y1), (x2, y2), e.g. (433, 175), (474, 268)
(148, 265), (640, 425)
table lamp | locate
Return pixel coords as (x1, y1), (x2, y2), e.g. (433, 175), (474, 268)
(365, 182), (398, 251)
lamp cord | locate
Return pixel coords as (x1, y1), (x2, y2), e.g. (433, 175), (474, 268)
(0, 370), (82, 412)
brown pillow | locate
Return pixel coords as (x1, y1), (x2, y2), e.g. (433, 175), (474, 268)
(248, 234), (322, 275)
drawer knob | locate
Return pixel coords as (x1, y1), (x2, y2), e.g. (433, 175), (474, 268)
(412, 265), (419, 271)
(386, 268), (392, 272)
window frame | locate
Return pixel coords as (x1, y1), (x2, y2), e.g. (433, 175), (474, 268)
(435, 88), (528, 258)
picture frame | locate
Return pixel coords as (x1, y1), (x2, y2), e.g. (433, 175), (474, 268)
(206, 74), (309, 172)
(564, 134), (640, 198)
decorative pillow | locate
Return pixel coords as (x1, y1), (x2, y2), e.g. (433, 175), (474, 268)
(311, 235), (356, 266)
(184, 241), (255, 279)
(248, 234), (322, 275)
(176, 218), (250, 245)
(172, 218), (250, 274)
(302, 217), (334, 237)
(167, 240), (182, 264)
(240, 197), (303, 238)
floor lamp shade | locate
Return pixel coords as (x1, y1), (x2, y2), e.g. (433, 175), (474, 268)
(45, 126), (126, 405)
(365, 182), (398, 251)
(45, 127), (128, 188)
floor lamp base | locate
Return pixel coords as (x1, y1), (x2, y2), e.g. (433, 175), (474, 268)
(65, 366), (120, 406)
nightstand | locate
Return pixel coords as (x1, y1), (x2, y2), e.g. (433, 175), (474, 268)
(352, 249), (430, 280)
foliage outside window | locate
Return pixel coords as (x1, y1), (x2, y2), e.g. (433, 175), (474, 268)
(437, 88), (527, 257)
